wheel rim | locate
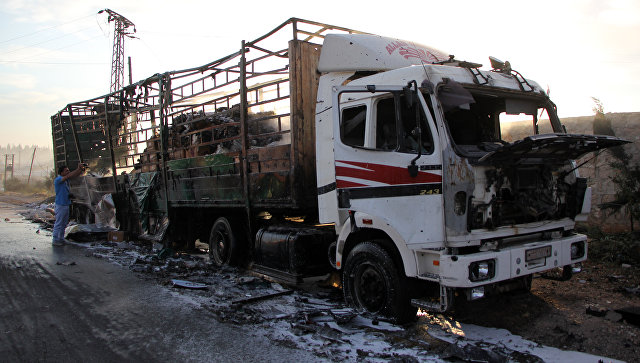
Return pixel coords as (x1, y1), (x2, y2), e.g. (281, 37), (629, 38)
(211, 225), (230, 264)
(353, 263), (386, 312)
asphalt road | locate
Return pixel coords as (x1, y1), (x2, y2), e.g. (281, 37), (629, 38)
(0, 202), (318, 362)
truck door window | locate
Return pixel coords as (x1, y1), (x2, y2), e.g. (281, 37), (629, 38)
(340, 105), (367, 147)
(339, 91), (434, 153)
(375, 97), (397, 150)
(373, 95), (433, 154)
(399, 94), (434, 155)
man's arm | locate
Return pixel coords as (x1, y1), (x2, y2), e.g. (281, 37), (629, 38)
(61, 164), (86, 182)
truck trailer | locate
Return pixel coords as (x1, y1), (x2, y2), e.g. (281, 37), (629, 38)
(51, 18), (627, 322)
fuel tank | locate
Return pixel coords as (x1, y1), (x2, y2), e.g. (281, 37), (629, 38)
(254, 225), (335, 280)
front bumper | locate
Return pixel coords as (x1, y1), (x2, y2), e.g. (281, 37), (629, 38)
(437, 233), (587, 288)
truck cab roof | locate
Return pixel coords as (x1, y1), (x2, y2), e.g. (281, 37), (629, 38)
(318, 33), (449, 72)
(319, 33), (546, 96)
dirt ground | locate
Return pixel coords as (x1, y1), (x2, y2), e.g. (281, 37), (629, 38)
(3, 191), (639, 362)
(449, 261), (640, 362)
(0, 192), (49, 205)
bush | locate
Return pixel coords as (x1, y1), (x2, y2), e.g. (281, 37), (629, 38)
(3, 177), (52, 195)
(587, 227), (640, 265)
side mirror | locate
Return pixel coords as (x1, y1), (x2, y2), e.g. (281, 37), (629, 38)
(403, 86), (414, 108)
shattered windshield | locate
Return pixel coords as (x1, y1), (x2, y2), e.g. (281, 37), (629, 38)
(439, 80), (560, 156)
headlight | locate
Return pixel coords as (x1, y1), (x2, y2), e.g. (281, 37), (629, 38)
(469, 259), (495, 282)
(470, 286), (485, 300)
(571, 241), (585, 260)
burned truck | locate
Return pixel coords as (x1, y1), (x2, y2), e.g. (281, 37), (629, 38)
(51, 18), (627, 322)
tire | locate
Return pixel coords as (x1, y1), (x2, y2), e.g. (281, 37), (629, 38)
(74, 205), (94, 224)
(208, 217), (244, 266)
(343, 241), (417, 323)
(522, 274), (533, 291)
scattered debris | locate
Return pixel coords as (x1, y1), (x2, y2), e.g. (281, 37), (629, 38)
(608, 275), (625, 282)
(232, 290), (293, 305)
(329, 308), (357, 324)
(623, 285), (640, 296)
(442, 342), (511, 363)
(171, 279), (208, 289)
(56, 261), (77, 266)
(65, 224), (115, 242)
(615, 307), (640, 327)
(13, 198), (636, 362)
(19, 202), (55, 226)
(157, 247), (174, 259)
(586, 306), (608, 317)
(604, 310), (623, 322)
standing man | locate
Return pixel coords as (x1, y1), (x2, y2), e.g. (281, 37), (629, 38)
(52, 163), (86, 246)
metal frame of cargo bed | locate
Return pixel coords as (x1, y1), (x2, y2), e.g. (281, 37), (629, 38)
(50, 18), (367, 240)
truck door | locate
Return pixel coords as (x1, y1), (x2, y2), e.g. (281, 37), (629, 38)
(333, 85), (445, 246)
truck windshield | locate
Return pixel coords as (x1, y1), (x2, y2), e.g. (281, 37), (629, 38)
(439, 80), (560, 157)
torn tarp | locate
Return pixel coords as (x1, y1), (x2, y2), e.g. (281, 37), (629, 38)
(129, 172), (158, 233)
(95, 193), (118, 229)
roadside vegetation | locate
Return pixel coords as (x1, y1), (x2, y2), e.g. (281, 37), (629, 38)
(584, 227), (640, 265)
(1, 170), (55, 196)
(584, 99), (640, 267)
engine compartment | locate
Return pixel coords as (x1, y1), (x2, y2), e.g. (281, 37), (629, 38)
(469, 164), (587, 230)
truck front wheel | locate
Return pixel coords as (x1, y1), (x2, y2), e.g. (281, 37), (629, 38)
(343, 241), (417, 323)
(209, 217), (244, 266)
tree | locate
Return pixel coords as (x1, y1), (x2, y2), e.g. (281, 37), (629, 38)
(595, 98), (640, 230)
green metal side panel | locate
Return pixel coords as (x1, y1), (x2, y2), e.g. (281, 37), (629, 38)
(167, 154), (244, 204)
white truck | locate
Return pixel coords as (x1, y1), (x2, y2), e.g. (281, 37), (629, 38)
(52, 18), (626, 323)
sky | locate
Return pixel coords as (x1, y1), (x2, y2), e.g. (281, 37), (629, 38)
(1, 0), (639, 148)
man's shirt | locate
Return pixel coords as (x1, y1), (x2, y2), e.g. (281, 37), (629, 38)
(54, 175), (71, 205)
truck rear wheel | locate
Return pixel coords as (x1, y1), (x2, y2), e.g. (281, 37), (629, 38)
(343, 241), (417, 323)
(209, 217), (244, 266)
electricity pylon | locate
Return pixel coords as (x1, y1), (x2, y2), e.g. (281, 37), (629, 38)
(99, 9), (136, 93)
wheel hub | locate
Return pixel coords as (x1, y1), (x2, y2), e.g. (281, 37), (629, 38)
(355, 264), (385, 312)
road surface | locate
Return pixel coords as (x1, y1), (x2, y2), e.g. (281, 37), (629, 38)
(1, 198), (629, 363)
(0, 202), (318, 362)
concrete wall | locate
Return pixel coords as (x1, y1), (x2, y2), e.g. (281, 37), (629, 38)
(502, 112), (640, 232)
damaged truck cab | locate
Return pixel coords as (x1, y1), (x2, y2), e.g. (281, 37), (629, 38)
(314, 34), (625, 319)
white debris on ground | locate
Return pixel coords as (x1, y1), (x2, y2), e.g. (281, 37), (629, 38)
(19, 212), (623, 362)
(423, 313), (626, 363)
(19, 201), (55, 226)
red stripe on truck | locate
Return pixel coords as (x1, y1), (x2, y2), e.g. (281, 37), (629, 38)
(335, 160), (441, 187)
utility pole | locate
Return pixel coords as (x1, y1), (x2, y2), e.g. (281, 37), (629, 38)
(27, 147), (36, 185)
(99, 9), (136, 93)
(4, 154), (14, 190)
(128, 56), (133, 85)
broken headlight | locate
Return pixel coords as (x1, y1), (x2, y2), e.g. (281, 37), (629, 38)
(469, 259), (495, 282)
(571, 241), (585, 260)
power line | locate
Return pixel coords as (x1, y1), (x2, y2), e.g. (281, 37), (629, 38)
(0, 13), (95, 45)
(0, 60), (107, 65)
(0, 34), (106, 63)
(0, 26), (95, 56)
(138, 30), (231, 39)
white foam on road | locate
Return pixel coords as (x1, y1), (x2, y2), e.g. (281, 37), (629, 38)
(425, 313), (624, 363)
